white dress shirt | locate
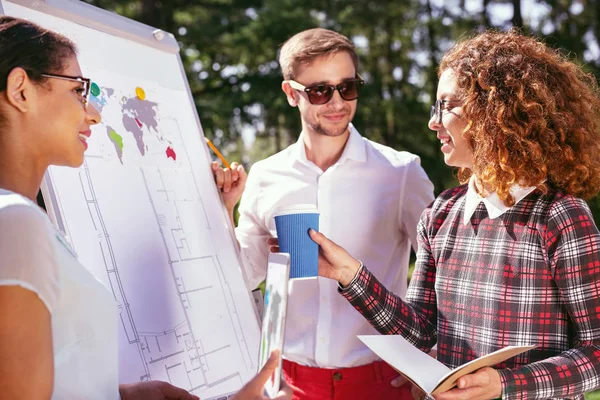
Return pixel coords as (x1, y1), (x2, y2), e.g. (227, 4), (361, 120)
(236, 124), (434, 368)
(0, 189), (119, 399)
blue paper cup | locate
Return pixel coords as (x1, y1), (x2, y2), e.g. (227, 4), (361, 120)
(274, 205), (320, 280)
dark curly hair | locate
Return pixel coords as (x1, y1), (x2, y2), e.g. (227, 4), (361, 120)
(439, 30), (600, 206)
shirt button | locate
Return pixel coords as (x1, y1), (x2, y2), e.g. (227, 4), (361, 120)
(319, 337), (326, 343)
(333, 372), (343, 381)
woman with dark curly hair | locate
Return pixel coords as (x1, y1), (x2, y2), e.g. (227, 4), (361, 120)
(302, 30), (600, 399)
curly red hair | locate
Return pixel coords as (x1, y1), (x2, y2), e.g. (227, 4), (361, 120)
(439, 30), (600, 205)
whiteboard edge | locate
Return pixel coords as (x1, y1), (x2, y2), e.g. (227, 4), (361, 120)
(40, 171), (64, 232)
(1, 0), (179, 53)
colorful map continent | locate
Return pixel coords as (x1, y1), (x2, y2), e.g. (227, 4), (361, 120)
(122, 97), (159, 156)
(92, 85), (176, 163)
(89, 86), (113, 113)
(166, 146), (177, 161)
(107, 127), (124, 163)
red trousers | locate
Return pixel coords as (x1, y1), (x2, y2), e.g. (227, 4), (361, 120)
(282, 359), (413, 400)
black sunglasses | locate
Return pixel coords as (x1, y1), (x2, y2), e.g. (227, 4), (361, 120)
(286, 75), (365, 105)
(41, 72), (91, 107)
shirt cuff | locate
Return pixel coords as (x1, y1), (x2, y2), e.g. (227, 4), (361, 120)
(497, 369), (509, 396)
(337, 261), (368, 295)
(496, 368), (526, 400)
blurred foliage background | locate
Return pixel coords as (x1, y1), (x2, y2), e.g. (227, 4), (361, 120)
(82, 1), (600, 396)
(84, 0), (600, 223)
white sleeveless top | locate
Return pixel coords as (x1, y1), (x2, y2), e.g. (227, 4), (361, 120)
(0, 189), (119, 399)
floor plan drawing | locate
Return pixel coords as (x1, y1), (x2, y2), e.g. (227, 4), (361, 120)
(44, 89), (259, 399)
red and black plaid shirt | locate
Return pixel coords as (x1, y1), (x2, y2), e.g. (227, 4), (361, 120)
(341, 185), (600, 399)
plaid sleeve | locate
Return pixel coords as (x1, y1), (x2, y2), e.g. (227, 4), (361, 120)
(498, 197), (600, 399)
(339, 207), (437, 351)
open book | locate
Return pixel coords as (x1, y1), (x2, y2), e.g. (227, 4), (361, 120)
(358, 335), (534, 395)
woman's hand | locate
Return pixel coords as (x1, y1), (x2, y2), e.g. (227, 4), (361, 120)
(119, 381), (199, 400)
(231, 350), (293, 400)
(433, 367), (502, 400)
(268, 230), (362, 286)
(308, 229), (362, 286)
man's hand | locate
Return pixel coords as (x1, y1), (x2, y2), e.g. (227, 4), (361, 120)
(211, 161), (247, 213)
(434, 367), (502, 400)
(231, 350), (293, 400)
(119, 381), (199, 400)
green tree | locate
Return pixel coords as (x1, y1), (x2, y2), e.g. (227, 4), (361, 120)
(84, 0), (600, 223)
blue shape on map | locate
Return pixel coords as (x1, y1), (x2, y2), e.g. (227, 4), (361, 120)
(89, 90), (109, 113)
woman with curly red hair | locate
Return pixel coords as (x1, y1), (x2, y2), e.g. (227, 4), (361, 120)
(304, 30), (600, 399)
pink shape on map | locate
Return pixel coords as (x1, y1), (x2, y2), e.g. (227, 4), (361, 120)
(135, 118), (142, 128)
(166, 146), (177, 161)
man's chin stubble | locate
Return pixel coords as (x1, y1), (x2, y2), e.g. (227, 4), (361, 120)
(312, 122), (349, 137)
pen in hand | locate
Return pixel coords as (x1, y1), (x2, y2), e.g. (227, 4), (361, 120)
(207, 139), (246, 220)
(205, 137), (231, 168)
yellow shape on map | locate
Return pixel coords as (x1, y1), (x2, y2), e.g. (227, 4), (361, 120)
(135, 87), (146, 100)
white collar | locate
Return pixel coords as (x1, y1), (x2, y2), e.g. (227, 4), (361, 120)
(295, 123), (367, 167)
(463, 176), (538, 225)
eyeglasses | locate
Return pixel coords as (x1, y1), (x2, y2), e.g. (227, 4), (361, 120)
(430, 99), (462, 124)
(40, 73), (91, 107)
(286, 75), (365, 105)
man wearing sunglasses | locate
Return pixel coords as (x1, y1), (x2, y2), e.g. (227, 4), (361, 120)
(212, 28), (433, 400)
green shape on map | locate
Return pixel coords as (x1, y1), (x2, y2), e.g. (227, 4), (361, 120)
(91, 82), (101, 97)
(107, 126), (124, 163)
(109, 129), (123, 150)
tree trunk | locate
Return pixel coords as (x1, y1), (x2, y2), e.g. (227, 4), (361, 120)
(140, 0), (158, 27)
(512, 0), (523, 28)
(596, 0), (600, 67)
(276, 113), (285, 153)
(595, 0), (600, 42)
(383, 4), (394, 144)
(426, 0), (438, 104)
(482, 0), (490, 29)
(596, 0), (600, 42)
(162, 0), (175, 34)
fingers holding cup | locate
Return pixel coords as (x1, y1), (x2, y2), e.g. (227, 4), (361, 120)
(267, 237), (280, 253)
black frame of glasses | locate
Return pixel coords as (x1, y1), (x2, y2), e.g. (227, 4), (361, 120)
(287, 75), (365, 105)
(430, 99), (451, 124)
(40, 73), (91, 106)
